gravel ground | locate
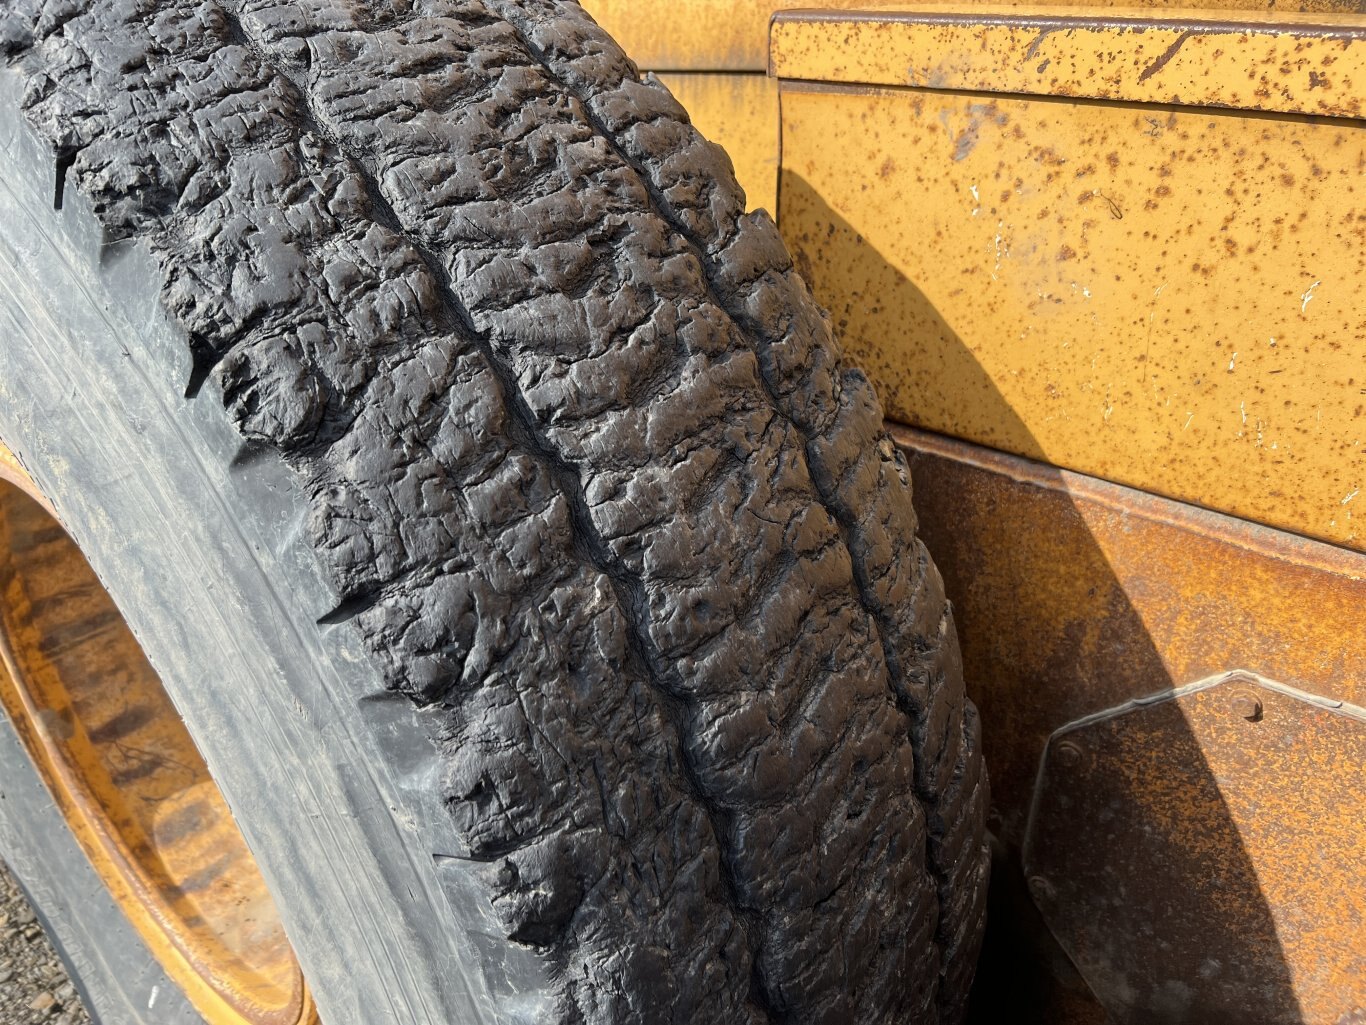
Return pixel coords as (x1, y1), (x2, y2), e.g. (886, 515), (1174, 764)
(0, 861), (91, 1025)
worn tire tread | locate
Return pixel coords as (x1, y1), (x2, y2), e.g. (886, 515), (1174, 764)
(0, 1), (988, 1022)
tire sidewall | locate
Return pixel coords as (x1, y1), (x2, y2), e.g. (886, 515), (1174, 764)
(0, 64), (541, 1025)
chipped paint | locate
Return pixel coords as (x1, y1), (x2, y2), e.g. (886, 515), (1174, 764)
(1301, 278), (1322, 313)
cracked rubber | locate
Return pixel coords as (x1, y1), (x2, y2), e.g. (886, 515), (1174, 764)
(0, 1), (989, 1023)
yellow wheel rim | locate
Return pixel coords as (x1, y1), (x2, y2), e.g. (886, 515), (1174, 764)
(0, 443), (316, 1025)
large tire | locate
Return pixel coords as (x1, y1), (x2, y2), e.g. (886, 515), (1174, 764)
(0, 1), (989, 1023)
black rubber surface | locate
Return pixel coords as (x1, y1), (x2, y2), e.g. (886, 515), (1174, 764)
(0, 2), (989, 1023)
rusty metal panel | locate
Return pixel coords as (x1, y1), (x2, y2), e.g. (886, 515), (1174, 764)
(654, 72), (780, 214)
(1025, 673), (1366, 1025)
(897, 425), (1366, 847)
(770, 9), (1366, 119)
(896, 426), (1366, 1022)
(580, 0), (1366, 71)
(782, 83), (1366, 550)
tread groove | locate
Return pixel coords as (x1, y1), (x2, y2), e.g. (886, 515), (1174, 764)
(477, 3), (988, 1018)
(1, 0), (988, 1021)
(210, 13), (778, 1016)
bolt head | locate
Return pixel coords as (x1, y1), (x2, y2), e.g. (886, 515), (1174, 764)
(1229, 689), (1264, 722)
(1028, 874), (1056, 904)
(1054, 739), (1084, 769)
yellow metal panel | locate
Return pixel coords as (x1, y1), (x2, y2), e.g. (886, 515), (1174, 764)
(578, 0), (904, 70)
(770, 7), (1366, 120)
(781, 85), (1366, 549)
(655, 73), (780, 214)
(580, 0), (1364, 71)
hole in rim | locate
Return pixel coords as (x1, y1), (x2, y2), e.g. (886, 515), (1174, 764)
(0, 475), (315, 1025)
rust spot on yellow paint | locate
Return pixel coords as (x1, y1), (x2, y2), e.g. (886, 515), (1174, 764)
(779, 80), (1366, 550)
(770, 7), (1366, 120)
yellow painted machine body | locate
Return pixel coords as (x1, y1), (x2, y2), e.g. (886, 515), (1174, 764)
(581, 2), (1366, 1022)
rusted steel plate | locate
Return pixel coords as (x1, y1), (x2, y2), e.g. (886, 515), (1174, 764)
(897, 425), (1366, 848)
(770, 8), (1366, 120)
(783, 87), (1366, 550)
(896, 426), (1366, 1021)
(581, 0), (1366, 71)
(655, 72), (780, 213)
(1024, 673), (1366, 1025)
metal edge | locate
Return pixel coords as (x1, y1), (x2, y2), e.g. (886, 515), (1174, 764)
(1020, 668), (1366, 874)
(770, 6), (1366, 39)
(889, 425), (1366, 581)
